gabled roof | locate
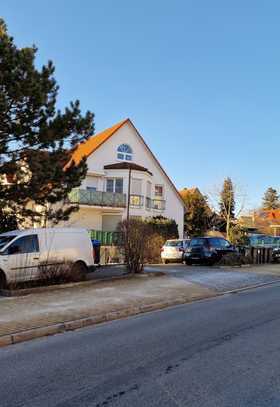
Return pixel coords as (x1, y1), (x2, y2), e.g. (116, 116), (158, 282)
(263, 209), (280, 222)
(71, 118), (129, 165)
(179, 187), (202, 196)
(70, 118), (185, 207)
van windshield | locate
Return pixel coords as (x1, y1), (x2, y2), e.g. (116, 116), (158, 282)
(0, 235), (16, 251)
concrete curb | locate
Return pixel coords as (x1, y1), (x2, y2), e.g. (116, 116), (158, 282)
(1, 279), (280, 348)
(0, 295), (213, 348)
(218, 278), (280, 295)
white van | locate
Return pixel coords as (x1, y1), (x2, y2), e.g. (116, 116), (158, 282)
(0, 228), (94, 288)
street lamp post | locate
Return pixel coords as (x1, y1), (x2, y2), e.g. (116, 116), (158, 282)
(127, 167), (132, 222)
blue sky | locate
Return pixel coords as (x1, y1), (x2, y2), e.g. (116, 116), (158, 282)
(2, 0), (280, 210)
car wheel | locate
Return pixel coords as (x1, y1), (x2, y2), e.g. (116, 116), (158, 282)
(163, 260), (169, 264)
(71, 261), (88, 280)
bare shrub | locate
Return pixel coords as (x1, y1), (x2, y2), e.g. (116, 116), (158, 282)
(6, 261), (86, 290)
(38, 261), (86, 285)
(117, 219), (151, 273)
(145, 233), (166, 264)
(117, 217), (180, 272)
(217, 252), (253, 267)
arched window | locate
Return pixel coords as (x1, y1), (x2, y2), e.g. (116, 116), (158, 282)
(117, 144), (133, 161)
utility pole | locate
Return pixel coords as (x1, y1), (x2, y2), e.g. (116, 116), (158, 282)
(127, 167), (132, 221)
(126, 167), (132, 270)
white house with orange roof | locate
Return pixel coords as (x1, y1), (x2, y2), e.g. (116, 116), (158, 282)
(63, 119), (185, 240)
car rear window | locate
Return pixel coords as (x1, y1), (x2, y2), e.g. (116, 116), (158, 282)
(209, 238), (222, 248)
(190, 238), (207, 247)
(165, 240), (183, 247)
(0, 235), (16, 251)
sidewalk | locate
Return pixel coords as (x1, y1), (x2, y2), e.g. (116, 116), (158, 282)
(241, 264), (280, 276)
(0, 274), (213, 341)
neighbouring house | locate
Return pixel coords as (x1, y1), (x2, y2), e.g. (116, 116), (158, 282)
(239, 209), (280, 236)
(61, 118), (185, 241)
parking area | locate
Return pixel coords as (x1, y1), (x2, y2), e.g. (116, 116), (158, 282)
(145, 263), (280, 292)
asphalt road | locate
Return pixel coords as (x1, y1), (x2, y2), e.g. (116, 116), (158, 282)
(2, 283), (280, 406)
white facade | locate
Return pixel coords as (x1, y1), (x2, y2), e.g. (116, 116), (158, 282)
(64, 120), (185, 237)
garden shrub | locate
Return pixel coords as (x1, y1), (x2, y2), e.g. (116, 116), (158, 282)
(217, 252), (253, 267)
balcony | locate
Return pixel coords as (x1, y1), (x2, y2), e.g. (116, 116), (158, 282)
(153, 199), (166, 211)
(68, 188), (126, 208)
(130, 195), (165, 211)
(130, 194), (144, 208)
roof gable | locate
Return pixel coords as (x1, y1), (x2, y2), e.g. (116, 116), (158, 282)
(70, 118), (185, 207)
(71, 118), (129, 165)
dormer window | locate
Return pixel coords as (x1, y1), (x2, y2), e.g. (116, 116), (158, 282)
(117, 144), (133, 161)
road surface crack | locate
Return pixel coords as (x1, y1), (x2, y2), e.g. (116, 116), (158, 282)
(94, 384), (139, 407)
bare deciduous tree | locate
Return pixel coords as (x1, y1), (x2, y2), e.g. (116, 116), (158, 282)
(208, 179), (247, 241)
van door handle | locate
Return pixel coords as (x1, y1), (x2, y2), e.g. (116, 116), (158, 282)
(33, 257), (39, 260)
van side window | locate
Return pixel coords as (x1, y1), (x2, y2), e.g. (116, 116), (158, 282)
(8, 235), (39, 255)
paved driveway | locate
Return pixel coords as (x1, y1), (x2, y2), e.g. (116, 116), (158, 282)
(145, 264), (280, 292)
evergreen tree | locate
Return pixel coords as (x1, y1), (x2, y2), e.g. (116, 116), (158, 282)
(219, 177), (235, 239)
(0, 18), (94, 226)
(0, 208), (18, 233)
(180, 188), (210, 237)
(262, 187), (280, 210)
(219, 178), (235, 219)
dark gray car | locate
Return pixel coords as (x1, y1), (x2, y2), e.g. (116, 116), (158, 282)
(184, 237), (236, 265)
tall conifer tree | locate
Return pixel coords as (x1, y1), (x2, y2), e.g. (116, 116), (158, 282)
(0, 18), (94, 227)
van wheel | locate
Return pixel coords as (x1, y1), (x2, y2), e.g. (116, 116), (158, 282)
(71, 261), (88, 281)
(0, 271), (7, 289)
(162, 259), (169, 264)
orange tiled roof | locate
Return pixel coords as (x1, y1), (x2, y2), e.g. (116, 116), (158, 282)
(266, 209), (280, 221)
(180, 187), (200, 194)
(68, 118), (186, 208)
(71, 118), (129, 165)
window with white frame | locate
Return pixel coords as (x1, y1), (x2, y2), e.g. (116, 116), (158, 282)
(115, 178), (124, 193)
(106, 179), (114, 193)
(117, 144), (133, 161)
(155, 184), (164, 197)
(106, 178), (123, 194)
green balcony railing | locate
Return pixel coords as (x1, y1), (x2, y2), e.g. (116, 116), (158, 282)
(68, 188), (127, 208)
(89, 230), (122, 246)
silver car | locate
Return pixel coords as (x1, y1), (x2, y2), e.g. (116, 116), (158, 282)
(161, 239), (190, 264)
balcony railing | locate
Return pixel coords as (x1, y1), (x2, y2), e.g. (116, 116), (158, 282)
(68, 189), (166, 211)
(153, 199), (166, 211)
(68, 188), (127, 208)
(130, 194), (144, 208)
